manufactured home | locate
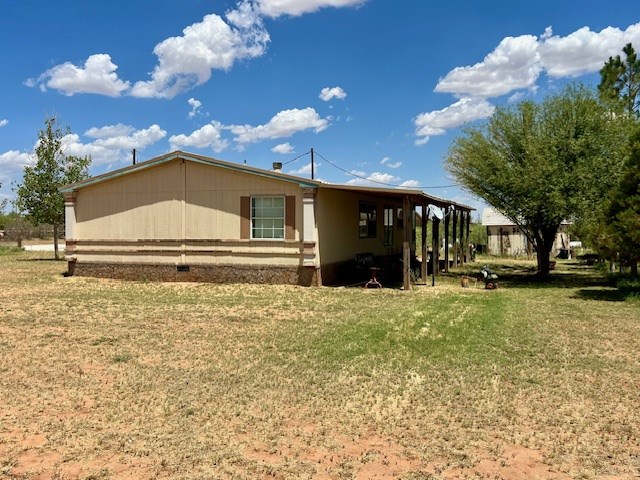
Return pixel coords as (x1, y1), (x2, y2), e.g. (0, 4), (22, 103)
(61, 151), (472, 288)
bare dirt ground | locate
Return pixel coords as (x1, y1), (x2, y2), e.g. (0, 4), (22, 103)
(1, 253), (639, 479)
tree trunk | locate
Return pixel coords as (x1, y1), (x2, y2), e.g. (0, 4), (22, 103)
(534, 225), (558, 278)
(53, 224), (59, 260)
(536, 245), (551, 277)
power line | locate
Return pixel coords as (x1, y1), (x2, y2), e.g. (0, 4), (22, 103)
(313, 150), (458, 190)
(281, 150), (310, 166)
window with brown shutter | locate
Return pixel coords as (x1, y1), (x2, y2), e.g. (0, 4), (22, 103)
(240, 196), (250, 239)
(285, 196), (295, 240)
(243, 196), (295, 240)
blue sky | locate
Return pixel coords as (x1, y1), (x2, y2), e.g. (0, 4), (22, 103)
(1, 0), (639, 213)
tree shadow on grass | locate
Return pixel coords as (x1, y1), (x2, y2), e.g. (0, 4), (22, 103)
(454, 260), (613, 290)
(577, 281), (640, 302)
(455, 260), (639, 301)
(573, 288), (630, 302)
(500, 272), (609, 290)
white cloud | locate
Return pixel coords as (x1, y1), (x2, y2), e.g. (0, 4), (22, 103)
(0, 150), (32, 169)
(188, 98), (203, 118)
(366, 172), (399, 183)
(169, 107), (328, 152)
(346, 170), (400, 186)
(319, 86), (347, 101)
(2, 150), (34, 204)
(130, 13), (269, 98)
(226, 0), (262, 28)
(229, 107), (329, 144)
(91, 124), (166, 150)
(271, 142), (295, 154)
(539, 24), (640, 77)
(435, 35), (542, 98)
(507, 91), (526, 103)
(380, 157), (401, 169)
(28, 54), (130, 97)
(344, 168), (419, 188)
(289, 162), (314, 175)
(0, 119), (8, 128)
(417, 22), (640, 144)
(414, 97), (495, 145)
(253, 0), (367, 17)
(434, 23), (640, 100)
(399, 180), (420, 188)
(62, 125), (167, 166)
(61, 134), (114, 165)
(0, 125), (166, 192)
(169, 121), (229, 153)
(29, 2), (368, 99)
(85, 124), (135, 139)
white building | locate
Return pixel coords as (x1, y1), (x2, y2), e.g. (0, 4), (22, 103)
(482, 207), (570, 257)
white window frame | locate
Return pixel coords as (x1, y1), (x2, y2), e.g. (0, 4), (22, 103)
(251, 196), (285, 240)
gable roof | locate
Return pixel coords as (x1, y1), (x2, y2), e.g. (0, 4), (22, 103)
(61, 150), (473, 212)
(482, 207), (515, 226)
(59, 150), (320, 193)
(482, 207), (572, 226)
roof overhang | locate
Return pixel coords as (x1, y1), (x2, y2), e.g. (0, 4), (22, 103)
(59, 150), (473, 212)
(317, 183), (473, 211)
(60, 150), (319, 193)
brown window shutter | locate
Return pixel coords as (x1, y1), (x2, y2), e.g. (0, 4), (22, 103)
(241, 196), (250, 239)
(285, 196), (295, 240)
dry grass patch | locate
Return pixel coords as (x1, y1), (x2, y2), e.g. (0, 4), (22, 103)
(1, 251), (639, 479)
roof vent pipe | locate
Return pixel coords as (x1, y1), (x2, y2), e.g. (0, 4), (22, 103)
(272, 162), (282, 172)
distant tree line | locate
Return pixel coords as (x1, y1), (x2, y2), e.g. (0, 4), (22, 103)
(0, 214), (54, 247)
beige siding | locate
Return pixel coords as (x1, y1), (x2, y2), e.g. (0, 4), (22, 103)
(75, 252), (182, 264)
(316, 188), (403, 265)
(73, 240), (303, 267)
(72, 158), (306, 267)
(76, 160), (182, 240)
(185, 161), (302, 240)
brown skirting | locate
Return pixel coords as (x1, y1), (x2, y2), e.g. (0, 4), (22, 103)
(70, 262), (319, 286)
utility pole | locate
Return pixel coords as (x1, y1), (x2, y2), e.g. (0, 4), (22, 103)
(310, 147), (315, 180)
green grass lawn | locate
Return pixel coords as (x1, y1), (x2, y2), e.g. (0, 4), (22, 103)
(0, 250), (638, 479)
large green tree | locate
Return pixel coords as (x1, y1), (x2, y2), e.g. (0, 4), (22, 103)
(15, 116), (91, 259)
(598, 43), (640, 118)
(446, 85), (631, 277)
(593, 43), (640, 275)
(599, 128), (640, 277)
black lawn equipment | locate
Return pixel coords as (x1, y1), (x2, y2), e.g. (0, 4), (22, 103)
(479, 265), (499, 289)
